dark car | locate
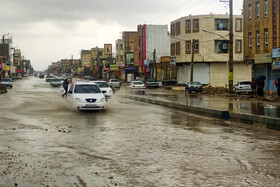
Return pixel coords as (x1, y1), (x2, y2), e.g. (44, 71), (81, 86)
(188, 82), (203, 93)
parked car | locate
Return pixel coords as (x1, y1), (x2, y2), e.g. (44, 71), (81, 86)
(84, 75), (96, 81)
(16, 74), (23, 79)
(129, 81), (146, 94)
(188, 82), (203, 93)
(108, 79), (122, 89)
(145, 78), (159, 88)
(234, 81), (252, 94)
(93, 81), (113, 100)
(50, 78), (63, 87)
(67, 81), (106, 111)
(0, 78), (13, 88)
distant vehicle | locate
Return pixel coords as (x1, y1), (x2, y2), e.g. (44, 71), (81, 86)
(188, 82), (203, 93)
(67, 81), (106, 111)
(39, 74), (44, 78)
(145, 78), (159, 88)
(234, 81), (252, 94)
(16, 74), (23, 79)
(0, 78), (13, 88)
(93, 81), (113, 99)
(128, 81), (146, 94)
(108, 79), (122, 89)
(50, 78), (63, 87)
(84, 75), (96, 81)
(46, 75), (55, 82)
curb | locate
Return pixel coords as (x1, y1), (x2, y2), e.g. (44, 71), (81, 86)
(122, 94), (280, 131)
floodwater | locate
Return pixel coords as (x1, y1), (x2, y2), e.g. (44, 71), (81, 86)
(144, 89), (280, 118)
(1, 77), (280, 186)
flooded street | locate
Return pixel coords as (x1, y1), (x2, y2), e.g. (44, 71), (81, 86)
(1, 77), (280, 186)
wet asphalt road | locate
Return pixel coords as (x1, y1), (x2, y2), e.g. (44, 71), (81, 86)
(1, 77), (280, 186)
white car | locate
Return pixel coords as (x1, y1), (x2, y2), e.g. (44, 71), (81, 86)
(67, 81), (106, 111)
(93, 81), (113, 99)
(129, 81), (146, 94)
(234, 81), (252, 94)
(108, 79), (122, 89)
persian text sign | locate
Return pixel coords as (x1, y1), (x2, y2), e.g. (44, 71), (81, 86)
(254, 53), (272, 64)
(272, 48), (280, 58)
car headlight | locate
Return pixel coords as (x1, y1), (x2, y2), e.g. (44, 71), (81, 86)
(100, 98), (106, 102)
(75, 98), (82, 102)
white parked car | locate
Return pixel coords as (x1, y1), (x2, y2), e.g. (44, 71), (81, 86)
(108, 79), (122, 89)
(93, 81), (113, 100)
(0, 78), (13, 88)
(67, 81), (106, 111)
(128, 81), (146, 94)
(234, 81), (252, 94)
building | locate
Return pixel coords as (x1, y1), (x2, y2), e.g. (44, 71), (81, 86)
(115, 39), (124, 80)
(122, 31), (138, 82)
(135, 24), (170, 81)
(171, 14), (251, 87)
(91, 44), (113, 79)
(60, 59), (81, 74)
(81, 50), (92, 76)
(244, 0), (280, 91)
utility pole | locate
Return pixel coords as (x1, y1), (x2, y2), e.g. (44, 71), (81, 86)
(228, 0), (234, 93)
(190, 39), (195, 82)
(153, 49), (156, 79)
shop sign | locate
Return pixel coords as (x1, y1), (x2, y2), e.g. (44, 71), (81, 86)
(110, 65), (118, 71)
(126, 53), (134, 65)
(10, 66), (15, 73)
(272, 48), (280, 58)
(170, 57), (176, 66)
(4, 65), (10, 71)
(144, 59), (149, 67)
(272, 61), (280, 70)
(125, 67), (137, 74)
(161, 56), (170, 63)
(254, 53), (272, 64)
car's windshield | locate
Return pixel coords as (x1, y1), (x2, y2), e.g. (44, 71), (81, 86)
(2, 78), (11, 82)
(74, 85), (101, 93)
(190, 82), (201, 85)
(51, 79), (60, 82)
(133, 81), (143, 85)
(240, 81), (251, 85)
(110, 79), (119, 82)
(95, 82), (109, 88)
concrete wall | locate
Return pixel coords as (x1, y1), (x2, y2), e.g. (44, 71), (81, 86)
(210, 63), (252, 87)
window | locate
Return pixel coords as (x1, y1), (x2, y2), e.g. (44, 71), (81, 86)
(193, 19), (199, 32)
(248, 4), (252, 20)
(176, 42), (181, 55)
(215, 19), (229, 30)
(256, 1), (259, 18)
(120, 55), (123, 61)
(171, 43), (176, 56)
(256, 30), (260, 48)
(171, 24), (175, 36)
(176, 22), (180, 35)
(215, 40), (229, 53)
(186, 40), (191, 54)
(235, 40), (242, 53)
(74, 85), (101, 94)
(264, 28), (268, 47)
(194, 40), (199, 53)
(98, 51), (103, 56)
(249, 32), (252, 49)
(235, 18), (242, 32)
(185, 20), (191, 33)
(264, 0), (268, 17)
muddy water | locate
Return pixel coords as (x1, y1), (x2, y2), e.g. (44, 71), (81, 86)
(1, 77), (280, 186)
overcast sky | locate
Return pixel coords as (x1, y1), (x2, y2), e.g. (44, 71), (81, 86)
(0, 0), (243, 71)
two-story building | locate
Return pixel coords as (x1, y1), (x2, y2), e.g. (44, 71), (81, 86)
(171, 14), (251, 87)
(115, 39), (124, 80)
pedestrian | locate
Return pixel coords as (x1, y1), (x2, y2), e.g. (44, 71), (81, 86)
(251, 78), (257, 96)
(62, 78), (69, 97)
(276, 78), (280, 96)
